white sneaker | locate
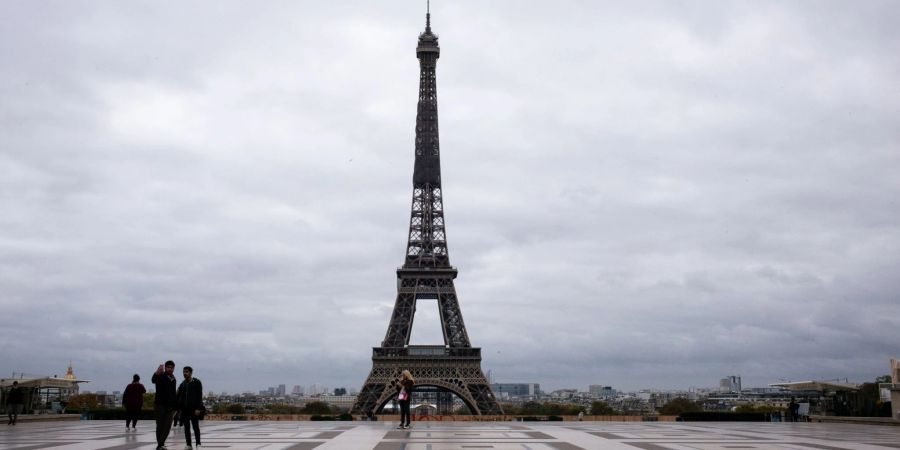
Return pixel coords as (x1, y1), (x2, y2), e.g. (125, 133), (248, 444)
(183, 446), (193, 450)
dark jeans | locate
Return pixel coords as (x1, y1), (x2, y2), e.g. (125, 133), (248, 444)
(183, 413), (201, 446)
(399, 399), (411, 426)
(7, 404), (22, 424)
(125, 408), (140, 428)
(154, 404), (176, 448)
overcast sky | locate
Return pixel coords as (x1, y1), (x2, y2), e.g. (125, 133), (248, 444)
(2, 1), (899, 395)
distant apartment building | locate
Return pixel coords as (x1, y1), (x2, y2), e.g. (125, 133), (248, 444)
(589, 385), (616, 398)
(549, 389), (579, 400)
(292, 385), (304, 396)
(490, 383), (540, 399)
(259, 387), (275, 396)
(276, 384), (286, 396)
(317, 394), (357, 409)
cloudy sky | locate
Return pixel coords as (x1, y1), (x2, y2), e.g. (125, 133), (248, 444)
(2, 0), (899, 395)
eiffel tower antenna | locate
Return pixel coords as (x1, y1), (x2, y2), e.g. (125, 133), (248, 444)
(351, 8), (502, 417)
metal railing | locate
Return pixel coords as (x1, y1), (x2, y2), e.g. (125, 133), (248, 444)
(373, 346), (481, 359)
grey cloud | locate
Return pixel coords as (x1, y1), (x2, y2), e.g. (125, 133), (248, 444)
(2, 1), (899, 393)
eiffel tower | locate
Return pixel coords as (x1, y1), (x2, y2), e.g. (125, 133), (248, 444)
(350, 9), (503, 416)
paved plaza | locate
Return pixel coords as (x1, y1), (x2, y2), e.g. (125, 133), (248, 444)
(1, 420), (900, 450)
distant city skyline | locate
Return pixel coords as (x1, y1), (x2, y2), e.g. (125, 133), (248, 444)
(13, 361), (886, 396)
(2, 1), (898, 396)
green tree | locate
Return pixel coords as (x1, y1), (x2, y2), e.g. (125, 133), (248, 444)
(67, 394), (101, 410)
(142, 393), (155, 410)
(854, 377), (892, 417)
(267, 404), (302, 414)
(734, 403), (779, 414)
(659, 397), (701, 415)
(302, 401), (333, 415)
(590, 401), (617, 415)
(226, 403), (246, 414)
(543, 403), (569, 415)
(520, 401), (544, 415)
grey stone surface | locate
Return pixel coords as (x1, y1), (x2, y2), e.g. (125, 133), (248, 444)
(1, 420), (899, 449)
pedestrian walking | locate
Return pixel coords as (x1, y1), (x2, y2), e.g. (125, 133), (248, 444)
(396, 370), (415, 429)
(789, 397), (799, 423)
(152, 361), (178, 450)
(176, 366), (204, 449)
(5, 381), (24, 425)
(123, 374), (146, 431)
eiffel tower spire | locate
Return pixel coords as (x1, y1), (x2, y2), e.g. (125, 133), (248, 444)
(351, 9), (503, 417)
(406, 4), (448, 269)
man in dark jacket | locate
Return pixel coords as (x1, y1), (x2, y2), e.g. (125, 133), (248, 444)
(6, 381), (24, 425)
(151, 361), (177, 450)
(789, 397), (799, 422)
(177, 366), (204, 449)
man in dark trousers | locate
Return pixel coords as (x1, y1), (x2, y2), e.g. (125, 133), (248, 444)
(177, 366), (204, 449)
(152, 361), (178, 450)
(6, 381), (24, 425)
(122, 374), (146, 431)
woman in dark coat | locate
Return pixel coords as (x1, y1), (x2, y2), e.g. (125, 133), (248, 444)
(122, 374), (146, 431)
(396, 370), (415, 429)
(176, 366), (204, 449)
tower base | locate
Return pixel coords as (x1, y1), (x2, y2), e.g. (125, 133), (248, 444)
(351, 346), (503, 415)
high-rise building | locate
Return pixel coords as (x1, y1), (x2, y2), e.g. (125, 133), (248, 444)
(490, 383), (540, 399)
(589, 385), (616, 398)
(719, 375), (741, 392)
(276, 384), (286, 396)
(259, 387), (276, 396)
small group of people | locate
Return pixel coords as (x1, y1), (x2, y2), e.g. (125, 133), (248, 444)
(5, 381), (24, 425)
(123, 360), (205, 450)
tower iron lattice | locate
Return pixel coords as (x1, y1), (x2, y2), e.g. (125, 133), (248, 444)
(350, 10), (503, 417)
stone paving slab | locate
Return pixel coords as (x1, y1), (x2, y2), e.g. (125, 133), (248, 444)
(1, 420), (899, 449)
